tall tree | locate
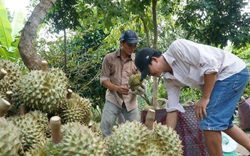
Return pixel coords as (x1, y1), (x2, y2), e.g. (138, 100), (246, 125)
(176, 0), (250, 48)
(152, 0), (159, 108)
(46, 0), (80, 73)
(18, 0), (56, 70)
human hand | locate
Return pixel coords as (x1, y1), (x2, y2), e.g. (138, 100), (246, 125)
(116, 86), (129, 95)
(194, 98), (209, 120)
(132, 81), (146, 95)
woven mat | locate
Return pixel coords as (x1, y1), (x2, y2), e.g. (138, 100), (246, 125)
(176, 105), (209, 156)
(141, 106), (209, 156)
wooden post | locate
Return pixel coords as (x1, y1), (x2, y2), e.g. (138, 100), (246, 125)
(145, 109), (155, 130)
(0, 98), (10, 117)
(50, 116), (62, 144)
(19, 104), (26, 115)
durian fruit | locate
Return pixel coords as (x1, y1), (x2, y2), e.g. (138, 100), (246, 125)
(128, 74), (142, 91)
(89, 120), (102, 137)
(60, 90), (92, 125)
(47, 122), (107, 156)
(0, 117), (24, 156)
(107, 121), (151, 156)
(5, 91), (21, 117)
(0, 91), (3, 99)
(0, 60), (22, 96)
(128, 74), (151, 105)
(24, 139), (49, 156)
(9, 78), (24, 115)
(148, 123), (183, 156)
(10, 111), (48, 152)
(108, 121), (183, 156)
(12, 65), (69, 114)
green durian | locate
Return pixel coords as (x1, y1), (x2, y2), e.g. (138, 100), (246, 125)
(89, 120), (102, 137)
(24, 139), (49, 156)
(148, 123), (183, 156)
(10, 111), (48, 152)
(107, 121), (150, 156)
(129, 74), (151, 105)
(128, 74), (142, 91)
(47, 122), (107, 156)
(0, 60), (22, 96)
(12, 67), (69, 114)
(60, 92), (92, 126)
(0, 117), (24, 156)
(108, 121), (183, 156)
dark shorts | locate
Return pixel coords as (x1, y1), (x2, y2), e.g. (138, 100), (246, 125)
(199, 67), (249, 131)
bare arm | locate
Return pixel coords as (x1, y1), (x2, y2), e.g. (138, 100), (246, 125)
(166, 111), (179, 129)
(195, 72), (217, 120)
(203, 72), (217, 99)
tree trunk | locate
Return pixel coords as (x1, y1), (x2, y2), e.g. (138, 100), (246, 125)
(140, 16), (150, 47)
(152, 0), (158, 109)
(152, 0), (158, 49)
(63, 28), (67, 74)
(18, 0), (56, 70)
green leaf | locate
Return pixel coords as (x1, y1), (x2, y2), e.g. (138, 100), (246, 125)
(0, 45), (7, 59)
(11, 8), (25, 38)
(0, 0), (12, 48)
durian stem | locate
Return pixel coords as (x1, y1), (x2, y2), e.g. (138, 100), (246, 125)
(50, 116), (62, 144)
(20, 104), (26, 115)
(0, 98), (10, 117)
(0, 68), (7, 80)
(139, 94), (151, 106)
(67, 89), (73, 99)
(145, 109), (155, 130)
(41, 60), (48, 71)
(5, 91), (13, 104)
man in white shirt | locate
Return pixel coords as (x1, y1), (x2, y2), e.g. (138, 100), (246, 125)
(135, 39), (250, 156)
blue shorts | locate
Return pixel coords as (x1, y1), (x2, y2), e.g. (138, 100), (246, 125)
(199, 67), (249, 131)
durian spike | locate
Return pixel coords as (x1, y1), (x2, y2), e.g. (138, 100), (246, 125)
(0, 98), (10, 117)
(5, 91), (13, 104)
(67, 89), (73, 99)
(19, 104), (26, 115)
(240, 96), (246, 102)
(41, 60), (48, 71)
(0, 68), (7, 80)
(50, 116), (62, 144)
(145, 109), (155, 130)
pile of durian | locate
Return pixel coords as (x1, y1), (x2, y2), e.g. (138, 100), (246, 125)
(0, 59), (183, 156)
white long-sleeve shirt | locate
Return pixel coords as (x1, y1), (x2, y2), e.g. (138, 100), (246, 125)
(163, 39), (246, 113)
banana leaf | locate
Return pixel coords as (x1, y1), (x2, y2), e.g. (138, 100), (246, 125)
(0, 0), (24, 61)
(0, 0), (12, 48)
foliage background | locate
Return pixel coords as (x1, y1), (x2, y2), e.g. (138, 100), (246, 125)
(1, 0), (250, 113)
